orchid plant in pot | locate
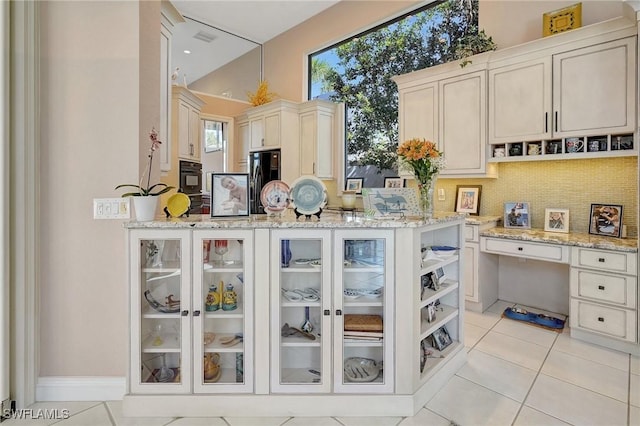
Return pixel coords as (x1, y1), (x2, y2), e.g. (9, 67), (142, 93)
(116, 128), (174, 221)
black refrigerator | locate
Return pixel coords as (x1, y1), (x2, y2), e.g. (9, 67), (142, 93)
(249, 149), (281, 214)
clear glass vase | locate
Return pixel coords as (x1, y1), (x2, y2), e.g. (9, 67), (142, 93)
(418, 178), (436, 220)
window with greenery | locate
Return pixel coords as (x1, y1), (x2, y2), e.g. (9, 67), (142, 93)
(309, 0), (494, 188)
(203, 119), (226, 153)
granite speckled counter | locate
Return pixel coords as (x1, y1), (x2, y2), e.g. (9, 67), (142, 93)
(465, 215), (502, 226)
(123, 210), (466, 229)
(481, 227), (637, 253)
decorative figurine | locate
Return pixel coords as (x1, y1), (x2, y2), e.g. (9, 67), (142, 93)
(205, 283), (221, 311)
(222, 283), (238, 311)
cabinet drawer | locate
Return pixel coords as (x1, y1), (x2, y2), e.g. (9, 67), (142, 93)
(464, 225), (478, 242)
(481, 238), (569, 263)
(571, 248), (637, 274)
(570, 299), (637, 342)
(570, 269), (636, 308)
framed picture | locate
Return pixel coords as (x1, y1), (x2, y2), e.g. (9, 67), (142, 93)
(345, 177), (364, 194)
(362, 188), (421, 218)
(454, 185), (482, 216)
(504, 202), (531, 229)
(589, 204), (623, 238)
(544, 208), (570, 233)
(211, 173), (249, 218)
(384, 177), (405, 188)
(430, 326), (452, 351)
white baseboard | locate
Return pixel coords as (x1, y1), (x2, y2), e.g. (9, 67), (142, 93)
(36, 377), (125, 401)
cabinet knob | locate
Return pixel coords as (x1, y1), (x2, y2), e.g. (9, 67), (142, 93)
(335, 309), (342, 316)
(598, 285), (605, 290)
(193, 310), (201, 316)
(324, 309), (330, 316)
(597, 317), (605, 322)
(517, 247), (523, 251)
(598, 258), (605, 263)
(181, 310), (189, 316)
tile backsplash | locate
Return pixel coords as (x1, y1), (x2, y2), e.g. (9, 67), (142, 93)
(325, 157), (637, 237)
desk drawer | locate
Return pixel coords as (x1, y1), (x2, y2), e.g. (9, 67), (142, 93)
(571, 248), (637, 275)
(570, 299), (637, 342)
(570, 269), (636, 308)
(481, 238), (569, 263)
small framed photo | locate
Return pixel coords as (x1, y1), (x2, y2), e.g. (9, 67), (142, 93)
(504, 202), (531, 229)
(345, 177), (364, 194)
(430, 326), (452, 351)
(211, 173), (250, 218)
(589, 204), (623, 238)
(384, 177), (405, 188)
(544, 208), (569, 233)
(455, 185), (482, 216)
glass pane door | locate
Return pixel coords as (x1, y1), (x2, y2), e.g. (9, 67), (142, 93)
(271, 230), (331, 393)
(194, 231), (254, 393)
(334, 231), (394, 393)
(132, 232), (190, 394)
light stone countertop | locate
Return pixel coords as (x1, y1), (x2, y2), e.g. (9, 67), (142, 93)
(465, 215), (502, 225)
(123, 209), (466, 229)
(481, 227), (638, 253)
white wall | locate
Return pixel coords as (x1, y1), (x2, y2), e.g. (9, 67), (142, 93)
(38, 0), (146, 377)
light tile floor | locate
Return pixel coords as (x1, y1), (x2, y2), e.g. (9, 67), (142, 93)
(4, 300), (639, 426)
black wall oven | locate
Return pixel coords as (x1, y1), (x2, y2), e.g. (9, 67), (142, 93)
(179, 160), (203, 213)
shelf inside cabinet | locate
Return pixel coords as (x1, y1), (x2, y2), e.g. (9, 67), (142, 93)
(203, 262), (244, 273)
(419, 305), (458, 339)
(203, 306), (245, 318)
(344, 299), (383, 308)
(421, 256), (458, 274)
(420, 341), (462, 381)
(142, 332), (181, 353)
(281, 334), (321, 346)
(343, 339), (384, 347)
(281, 368), (322, 384)
(141, 305), (182, 318)
(204, 340), (244, 353)
(201, 368), (243, 385)
(280, 265), (322, 273)
(420, 279), (458, 308)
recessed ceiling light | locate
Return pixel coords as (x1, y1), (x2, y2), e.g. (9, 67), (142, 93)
(184, 50), (191, 54)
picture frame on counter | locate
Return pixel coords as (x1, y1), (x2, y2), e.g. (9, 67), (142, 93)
(211, 173), (250, 218)
(544, 208), (570, 233)
(345, 177), (364, 194)
(362, 188), (421, 218)
(383, 177), (405, 188)
(589, 203), (623, 238)
(454, 185), (482, 216)
(504, 202), (531, 229)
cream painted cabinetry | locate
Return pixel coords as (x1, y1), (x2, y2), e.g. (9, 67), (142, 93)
(464, 221), (499, 313)
(394, 60), (496, 178)
(570, 248), (638, 346)
(173, 86), (205, 162)
(299, 100), (337, 179)
(247, 99), (299, 151)
(234, 115), (249, 173)
(488, 21), (637, 161)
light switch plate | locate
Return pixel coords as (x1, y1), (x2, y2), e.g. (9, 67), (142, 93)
(438, 188), (445, 201)
(93, 198), (131, 219)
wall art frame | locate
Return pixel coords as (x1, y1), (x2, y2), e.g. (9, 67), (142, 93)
(589, 204), (623, 238)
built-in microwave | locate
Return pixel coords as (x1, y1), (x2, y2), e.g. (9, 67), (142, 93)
(179, 160), (202, 194)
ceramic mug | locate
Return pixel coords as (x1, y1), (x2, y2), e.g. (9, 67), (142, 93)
(493, 147), (505, 158)
(566, 138), (583, 153)
(547, 141), (561, 154)
(509, 144), (522, 156)
(588, 140), (600, 152)
(527, 145), (540, 155)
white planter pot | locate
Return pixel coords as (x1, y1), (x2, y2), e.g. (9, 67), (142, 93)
(133, 196), (159, 221)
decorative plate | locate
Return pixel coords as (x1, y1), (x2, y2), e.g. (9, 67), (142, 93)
(289, 175), (328, 215)
(343, 357), (381, 382)
(260, 180), (290, 214)
(166, 193), (191, 217)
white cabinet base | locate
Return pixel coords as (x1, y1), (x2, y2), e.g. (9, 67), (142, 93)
(123, 348), (466, 417)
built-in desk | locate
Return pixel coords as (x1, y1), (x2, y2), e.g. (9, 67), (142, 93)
(480, 227), (638, 355)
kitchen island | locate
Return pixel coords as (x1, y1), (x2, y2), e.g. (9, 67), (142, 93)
(123, 211), (467, 417)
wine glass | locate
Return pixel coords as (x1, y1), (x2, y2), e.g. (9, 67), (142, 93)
(214, 240), (229, 265)
(157, 353), (175, 382)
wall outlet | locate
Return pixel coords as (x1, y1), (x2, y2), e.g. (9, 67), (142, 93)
(93, 198), (131, 219)
(438, 188), (445, 201)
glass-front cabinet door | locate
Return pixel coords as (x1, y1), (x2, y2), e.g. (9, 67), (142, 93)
(270, 229), (332, 393)
(193, 230), (254, 393)
(333, 230), (394, 393)
(130, 229), (191, 394)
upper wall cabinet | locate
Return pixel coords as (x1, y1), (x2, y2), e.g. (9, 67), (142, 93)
(173, 86), (205, 162)
(394, 58), (497, 178)
(299, 99), (339, 179)
(489, 37), (636, 144)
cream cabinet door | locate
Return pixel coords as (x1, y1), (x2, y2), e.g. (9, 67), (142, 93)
(488, 57), (552, 144)
(553, 37), (636, 137)
(398, 83), (438, 143)
(439, 70), (487, 175)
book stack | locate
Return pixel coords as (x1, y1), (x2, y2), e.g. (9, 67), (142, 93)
(343, 314), (383, 342)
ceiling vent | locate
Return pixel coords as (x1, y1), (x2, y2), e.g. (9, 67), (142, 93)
(193, 31), (216, 43)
